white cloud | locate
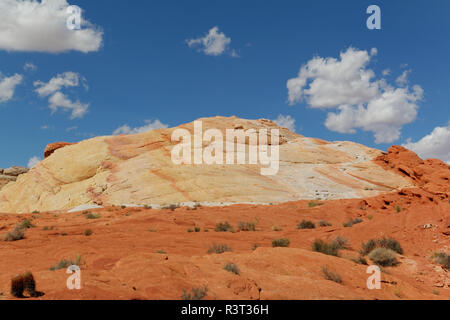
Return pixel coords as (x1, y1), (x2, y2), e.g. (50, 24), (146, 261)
(23, 62), (37, 72)
(0, 0), (103, 53)
(403, 122), (450, 164)
(382, 68), (391, 76)
(34, 72), (89, 119)
(113, 119), (168, 135)
(187, 27), (232, 56)
(273, 114), (296, 132)
(34, 71), (81, 97)
(396, 70), (410, 87)
(48, 91), (88, 119)
(0, 73), (23, 103)
(287, 47), (423, 144)
(28, 156), (41, 168)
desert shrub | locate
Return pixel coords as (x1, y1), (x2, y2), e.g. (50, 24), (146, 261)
(182, 286), (208, 300)
(215, 222), (234, 232)
(187, 228), (194, 233)
(271, 225), (282, 231)
(156, 250), (167, 254)
(224, 263), (240, 275)
(376, 238), (403, 254)
(84, 229), (93, 236)
(50, 255), (82, 271)
(238, 221), (256, 232)
(308, 201), (323, 208)
(297, 220), (316, 229)
(194, 227), (201, 232)
(18, 219), (35, 229)
(432, 252), (450, 269)
(333, 236), (348, 249)
(368, 248), (398, 267)
(10, 275), (24, 298)
(312, 239), (340, 256)
(318, 220), (332, 227)
(343, 218), (363, 228)
(360, 239), (377, 256)
(395, 206), (402, 213)
(360, 238), (403, 256)
(3, 226), (25, 242)
(207, 243), (232, 254)
(322, 266), (342, 284)
(86, 213), (100, 220)
(272, 238), (290, 247)
(350, 256), (368, 265)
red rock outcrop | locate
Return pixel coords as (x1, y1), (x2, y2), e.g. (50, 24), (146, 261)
(44, 142), (75, 159)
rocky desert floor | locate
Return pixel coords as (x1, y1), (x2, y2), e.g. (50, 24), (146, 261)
(0, 187), (448, 300)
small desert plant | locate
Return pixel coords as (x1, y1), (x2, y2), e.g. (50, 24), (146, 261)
(156, 250), (167, 254)
(322, 266), (342, 283)
(350, 256), (368, 265)
(10, 275), (25, 298)
(84, 229), (93, 236)
(432, 252), (450, 269)
(367, 215), (374, 220)
(297, 220), (316, 229)
(187, 228), (194, 233)
(224, 263), (240, 275)
(308, 201), (323, 208)
(360, 238), (403, 256)
(194, 227), (201, 232)
(272, 238), (290, 247)
(50, 255), (82, 271)
(376, 238), (403, 254)
(312, 239), (341, 256)
(18, 219), (35, 229)
(207, 243), (232, 254)
(3, 226), (25, 242)
(238, 221), (256, 232)
(271, 225), (282, 231)
(215, 222), (234, 232)
(182, 286), (208, 300)
(86, 212), (100, 220)
(22, 272), (43, 297)
(32, 210), (40, 214)
(343, 218), (363, 228)
(318, 220), (332, 227)
(333, 236), (349, 249)
(368, 248), (399, 267)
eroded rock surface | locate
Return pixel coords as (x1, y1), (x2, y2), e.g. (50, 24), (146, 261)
(0, 117), (419, 213)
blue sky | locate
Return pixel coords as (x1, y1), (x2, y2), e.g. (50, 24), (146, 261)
(0, 0), (449, 168)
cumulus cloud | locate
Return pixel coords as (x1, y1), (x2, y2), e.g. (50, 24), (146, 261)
(34, 72), (89, 119)
(287, 47), (423, 143)
(187, 27), (232, 56)
(34, 71), (81, 97)
(0, 73), (23, 103)
(396, 70), (410, 87)
(113, 119), (168, 135)
(0, 0), (103, 53)
(28, 156), (41, 168)
(403, 122), (450, 164)
(273, 114), (296, 132)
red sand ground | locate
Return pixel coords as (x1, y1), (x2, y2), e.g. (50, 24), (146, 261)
(0, 147), (448, 300)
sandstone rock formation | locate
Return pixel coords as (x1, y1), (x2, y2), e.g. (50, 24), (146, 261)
(44, 142), (75, 158)
(0, 166), (29, 190)
(0, 117), (427, 213)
